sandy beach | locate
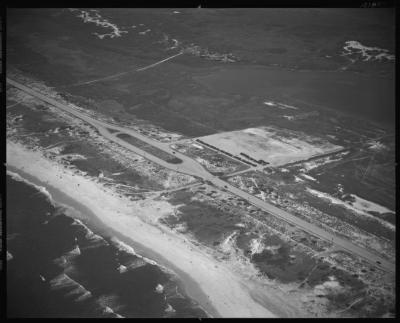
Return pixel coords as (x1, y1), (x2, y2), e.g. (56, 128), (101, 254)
(7, 140), (283, 318)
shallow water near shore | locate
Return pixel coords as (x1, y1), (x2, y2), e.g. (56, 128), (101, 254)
(6, 140), (280, 317)
(6, 168), (214, 318)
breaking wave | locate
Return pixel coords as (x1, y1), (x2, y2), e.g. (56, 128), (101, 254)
(110, 237), (159, 267)
(7, 172), (208, 318)
(50, 273), (92, 301)
(7, 170), (55, 205)
(49, 273), (124, 317)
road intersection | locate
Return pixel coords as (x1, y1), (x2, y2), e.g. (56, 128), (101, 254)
(7, 77), (395, 274)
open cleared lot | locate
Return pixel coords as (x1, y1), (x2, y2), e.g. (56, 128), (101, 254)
(198, 126), (342, 167)
(7, 8), (395, 318)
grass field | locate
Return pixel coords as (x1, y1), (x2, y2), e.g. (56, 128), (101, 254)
(7, 9), (395, 317)
(116, 133), (182, 164)
(7, 8), (395, 139)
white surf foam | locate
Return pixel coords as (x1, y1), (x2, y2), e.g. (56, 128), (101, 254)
(7, 170), (55, 205)
(110, 237), (158, 266)
(71, 218), (108, 248)
(155, 283), (164, 294)
(117, 264), (128, 274)
(50, 273), (93, 303)
(165, 303), (176, 313)
(7, 251), (13, 261)
(103, 306), (124, 318)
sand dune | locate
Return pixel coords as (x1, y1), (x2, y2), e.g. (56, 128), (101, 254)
(7, 140), (295, 317)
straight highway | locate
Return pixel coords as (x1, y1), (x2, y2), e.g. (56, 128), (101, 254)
(7, 77), (395, 274)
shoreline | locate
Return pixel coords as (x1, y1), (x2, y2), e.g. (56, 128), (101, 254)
(7, 141), (278, 318)
(6, 165), (219, 318)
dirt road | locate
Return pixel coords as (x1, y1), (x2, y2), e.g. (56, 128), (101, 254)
(7, 77), (395, 274)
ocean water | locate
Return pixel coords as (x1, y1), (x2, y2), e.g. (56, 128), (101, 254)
(6, 173), (207, 318)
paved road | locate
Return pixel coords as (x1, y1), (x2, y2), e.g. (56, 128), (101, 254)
(7, 78), (395, 274)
